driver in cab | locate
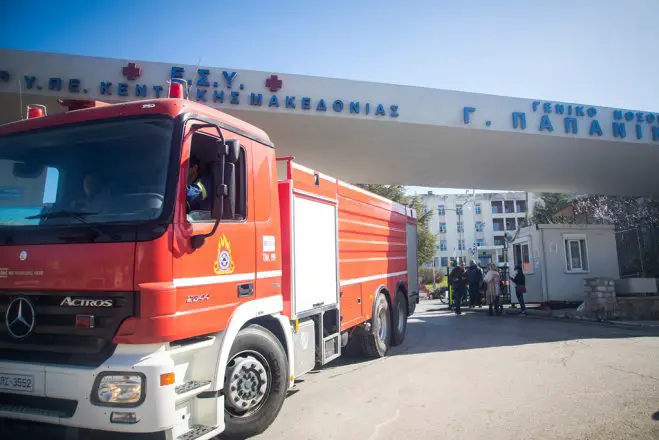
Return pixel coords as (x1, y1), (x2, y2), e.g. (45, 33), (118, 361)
(186, 154), (211, 212)
(72, 174), (109, 213)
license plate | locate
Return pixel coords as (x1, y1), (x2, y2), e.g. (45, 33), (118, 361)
(0, 373), (34, 392)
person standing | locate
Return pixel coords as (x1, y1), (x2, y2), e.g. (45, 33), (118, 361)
(467, 260), (483, 308)
(483, 264), (501, 316)
(449, 261), (468, 315)
(511, 265), (527, 315)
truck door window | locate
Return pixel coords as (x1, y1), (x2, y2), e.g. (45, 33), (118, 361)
(187, 132), (247, 223)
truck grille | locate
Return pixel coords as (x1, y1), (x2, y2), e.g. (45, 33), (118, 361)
(0, 292), (136, 367)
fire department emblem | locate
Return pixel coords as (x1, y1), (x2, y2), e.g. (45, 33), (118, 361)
(214, 234), (235, 275)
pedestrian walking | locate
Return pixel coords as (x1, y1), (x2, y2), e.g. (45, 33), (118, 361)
(483, 264), (501, 316)
(466, 260), (483, 308)
(511, 265), (527, 315)
(449, 261), (468, 315)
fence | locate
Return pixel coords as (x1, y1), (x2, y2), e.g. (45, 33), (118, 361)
(615, 226), (659, 278)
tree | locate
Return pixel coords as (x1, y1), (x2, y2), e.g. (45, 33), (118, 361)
(572, 195), (659, 230)
(532, 193), (571, 224)
(356, 184), (436, 267)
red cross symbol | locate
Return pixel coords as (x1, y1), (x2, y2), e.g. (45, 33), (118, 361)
(265, 75), (283, 92)
(122, 63), (142, 81)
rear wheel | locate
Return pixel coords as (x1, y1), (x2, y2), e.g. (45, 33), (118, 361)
(391, 291), (407, 346)
(221, 324), (288, 439)
(358, 293), (391, 358)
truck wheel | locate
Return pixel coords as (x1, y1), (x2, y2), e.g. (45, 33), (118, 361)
(359, 293), (391, 358)
(222, 324), (288, 439)
(391, 291), (407, 346)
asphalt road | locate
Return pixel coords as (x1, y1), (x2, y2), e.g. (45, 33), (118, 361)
(253, 300), (659, 440)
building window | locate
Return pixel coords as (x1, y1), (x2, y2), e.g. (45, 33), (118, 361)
(439, 240), (448, 251)
(564, 236), (589, 272)
(493, 218), (504, 232)
(475, 203), (481, 214)
(494, 236), (506, 246)
(505, 218), (517, 231)
(513, 241), (533, 273)
(475, 221), (484, 232)
(516, 200), (527, 213)
(437, 204), (445, 216)
(504, 201), (515, 214)
(476, 239), (485, 247)
(457, 221), (464, 233)
(458, 239), (465, 251)
(456, 204), (463, 215)
(441, 257), (449, 267)
(491, 201), (502, 214)
(439, 223), (447, 233)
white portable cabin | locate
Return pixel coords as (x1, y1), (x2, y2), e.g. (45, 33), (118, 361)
(508, 224), (619, 304)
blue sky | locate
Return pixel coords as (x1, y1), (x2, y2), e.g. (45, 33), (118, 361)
(3, 0), (658, 195)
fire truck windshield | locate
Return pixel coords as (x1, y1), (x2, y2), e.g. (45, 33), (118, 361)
(0, 117), (174, 229)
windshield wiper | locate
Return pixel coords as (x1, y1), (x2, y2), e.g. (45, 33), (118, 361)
(26, 210), (106, 241)
(26, 210), (97, 221)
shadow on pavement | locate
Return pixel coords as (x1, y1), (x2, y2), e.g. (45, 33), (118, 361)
(325, 304), (659, 369)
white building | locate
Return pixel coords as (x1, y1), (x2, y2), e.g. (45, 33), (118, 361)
(421, 191), (537, 269)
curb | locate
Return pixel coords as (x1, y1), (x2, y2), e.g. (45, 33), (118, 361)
(470, 307), (659, 329)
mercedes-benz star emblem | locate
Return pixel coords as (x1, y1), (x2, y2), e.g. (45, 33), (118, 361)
(5, 297), (36, 339)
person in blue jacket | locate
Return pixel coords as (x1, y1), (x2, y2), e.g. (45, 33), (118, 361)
(186, 155), (211, 212)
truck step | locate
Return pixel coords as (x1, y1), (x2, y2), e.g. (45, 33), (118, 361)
(175, 380), (212, 401)
(177, 424), (221, 440)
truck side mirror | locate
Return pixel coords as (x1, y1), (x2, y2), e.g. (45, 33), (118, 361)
(225, 139), (240, 164)
(223, 162), (236, 220)
(210, 155), (226, 221)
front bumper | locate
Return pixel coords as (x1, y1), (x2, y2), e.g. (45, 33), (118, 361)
(0, 343), (177, 434)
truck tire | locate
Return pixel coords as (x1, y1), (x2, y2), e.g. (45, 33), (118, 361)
(391, 291), (407, 346)
(221, 324), (288, 439)
(359, 293), (391, 358)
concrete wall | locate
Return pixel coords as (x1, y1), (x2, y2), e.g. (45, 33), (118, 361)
(541, 225), (619, 302)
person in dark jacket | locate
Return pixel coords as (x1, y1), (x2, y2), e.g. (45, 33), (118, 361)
(467, 260), (483, 308)
(511, 265), (527, 315)
(449, 262), (468, 315)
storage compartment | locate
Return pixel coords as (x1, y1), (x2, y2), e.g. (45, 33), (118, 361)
(292, 319), (316, 377)
(291, 195), (339, 316)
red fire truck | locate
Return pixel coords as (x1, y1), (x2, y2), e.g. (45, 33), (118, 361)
(0, 82), (418, 439)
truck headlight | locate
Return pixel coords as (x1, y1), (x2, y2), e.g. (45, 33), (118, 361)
(93, 373), (145, 406)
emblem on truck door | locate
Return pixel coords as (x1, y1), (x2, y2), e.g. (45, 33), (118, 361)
(19, 251), (27, 261)
(214, 234), (235, 275)
(6, 297), (36, 339)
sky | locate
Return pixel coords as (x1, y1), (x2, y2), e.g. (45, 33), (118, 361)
(2, 0), (658, 195)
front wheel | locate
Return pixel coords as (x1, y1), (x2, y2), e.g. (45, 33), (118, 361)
(221, 324), (288, 439)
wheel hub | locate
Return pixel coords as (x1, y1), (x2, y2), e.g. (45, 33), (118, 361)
(377, 308), (388, 343)
(226, 355), (268, 412)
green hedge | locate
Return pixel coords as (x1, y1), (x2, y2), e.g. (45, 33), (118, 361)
(419, 266), (445, 285)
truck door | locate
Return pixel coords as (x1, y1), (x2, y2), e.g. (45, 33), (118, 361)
(172, 122), (256, 335)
